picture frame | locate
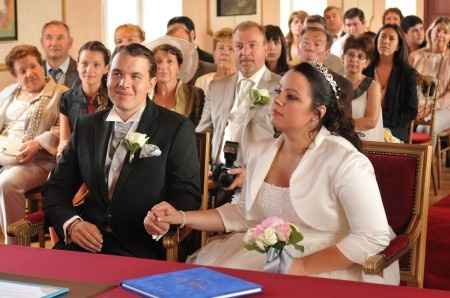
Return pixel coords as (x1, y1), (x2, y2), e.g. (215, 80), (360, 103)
(217, 0), (257, 17)
(208, 0), (261, 35)
(0, 0), (17, 41)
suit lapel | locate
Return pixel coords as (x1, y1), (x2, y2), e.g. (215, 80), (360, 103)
(111, 101), (159, 200)
(93, 111), (113, 202)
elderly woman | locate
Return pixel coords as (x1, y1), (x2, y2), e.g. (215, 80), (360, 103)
(364, 24), (418, 142)
(57, 41), (111, 156)
(0, 45), (67, 244)
(195, 28), (236, 97)
(410, 16), (450, 135)
(145, 63), (399, 285)
(150, 43), (205, 126)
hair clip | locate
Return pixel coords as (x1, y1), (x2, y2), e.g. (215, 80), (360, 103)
(311, 62), (341, 101)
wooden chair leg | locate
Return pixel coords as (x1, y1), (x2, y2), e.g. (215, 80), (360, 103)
(431, 162), (438, 196)
(436, 138), (442, 189)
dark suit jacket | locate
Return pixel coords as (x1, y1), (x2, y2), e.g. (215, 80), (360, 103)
(44, 57), (80, 88)
(197, 47), (214, 63)
(44, 100), (201, 259)
(364, 63), (418, 142)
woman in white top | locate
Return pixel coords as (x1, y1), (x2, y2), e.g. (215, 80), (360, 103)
(410, 16), (450, 135)
(343, 35), (384, 141)
(195, 28), (236, 97)
(145, 63), (399, 285)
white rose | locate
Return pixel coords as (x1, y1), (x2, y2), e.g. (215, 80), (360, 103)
(126, 132), (148, 147)
(258, 89), (270, 97)
(262, 228), (278, 246)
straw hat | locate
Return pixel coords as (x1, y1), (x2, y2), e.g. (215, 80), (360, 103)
(145, 36), (199, 83)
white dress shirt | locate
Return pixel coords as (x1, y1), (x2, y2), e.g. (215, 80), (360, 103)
(46, 57), (71, 85)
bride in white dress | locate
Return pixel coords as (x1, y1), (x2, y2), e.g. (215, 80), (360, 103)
(144, 63), (399, 285)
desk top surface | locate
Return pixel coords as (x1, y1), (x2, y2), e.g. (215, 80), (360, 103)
(1, 245), (448, 298)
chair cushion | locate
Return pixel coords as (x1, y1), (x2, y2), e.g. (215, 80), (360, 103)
(367, 153), (416, 235)
(25, 210), (44, 223)
(411, 132), (431, 144)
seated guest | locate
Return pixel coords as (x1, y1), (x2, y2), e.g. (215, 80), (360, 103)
(343, 36), (384, 141)
(114, 24), (145, 47)
(264, 25), (289, 75)
(364, 24), (418, 142)
(167, 16), (214, 63)
(147, 63), (399, 285)
(41, 20), (79, 88)
(331, 8), (367, 58)
(150, 43), (205, 126)
(44, 44), (200, 259)
(304, 15), (345, 76)
(298, 26), (354, 117)
(58, 41), (111, 156)
(382, 7), (403, 26)
(0, 45), (67, 244)
(324, 6), (344, 41)
(401, 15), (426, 54)
(165, 25), (216, 85)
(195, 28), (236, 97)
(286, 10), (308, 65)
(410, 16), (450, 134)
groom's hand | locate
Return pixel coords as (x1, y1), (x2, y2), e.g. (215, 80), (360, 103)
(144, 201), (181, 236)
(69, 220), (103, 253)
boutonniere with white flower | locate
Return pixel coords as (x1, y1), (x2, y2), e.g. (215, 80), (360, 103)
(249, 88), (271, 108)
(123, 132), (161, 162)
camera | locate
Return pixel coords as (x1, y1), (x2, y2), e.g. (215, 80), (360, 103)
(212, 141), (239, 189)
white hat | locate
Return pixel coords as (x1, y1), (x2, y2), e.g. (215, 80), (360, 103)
(145, 36), (199, 83)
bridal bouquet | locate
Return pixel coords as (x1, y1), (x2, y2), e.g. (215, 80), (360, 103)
(244, 216), (304, 274)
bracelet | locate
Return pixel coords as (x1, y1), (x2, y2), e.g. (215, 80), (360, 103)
(179, 210), (186, 229)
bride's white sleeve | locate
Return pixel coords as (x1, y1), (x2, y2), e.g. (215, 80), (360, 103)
(334, 152), (394, 265)
(216, 194), (250, 233)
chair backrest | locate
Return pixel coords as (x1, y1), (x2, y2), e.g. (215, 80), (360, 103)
(362, 141), (432, 287)
(195, 132), (212, 246)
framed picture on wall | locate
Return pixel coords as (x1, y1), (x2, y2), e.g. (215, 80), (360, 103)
(208, 0), (261, 35)
(0, 0), (17, 41)
(217, 0), (257, 17)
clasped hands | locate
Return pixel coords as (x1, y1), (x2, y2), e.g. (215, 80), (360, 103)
(16, 140), (41, 163)
(143, 202), (184, 238)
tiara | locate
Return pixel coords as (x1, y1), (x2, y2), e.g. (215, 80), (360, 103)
(311, 62), (341, 101)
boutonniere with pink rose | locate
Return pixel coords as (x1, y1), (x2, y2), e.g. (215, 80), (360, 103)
(124, 132), (161, 162)
(244, 216), (304, 274)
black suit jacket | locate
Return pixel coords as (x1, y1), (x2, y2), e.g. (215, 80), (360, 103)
(197, 47), (214, 63)
(44, 100), (201, 259)
(364, 63), (418, 142)
(44, 57), (80, 88)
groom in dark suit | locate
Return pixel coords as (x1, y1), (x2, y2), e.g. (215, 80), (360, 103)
(44, 43), (200, 259)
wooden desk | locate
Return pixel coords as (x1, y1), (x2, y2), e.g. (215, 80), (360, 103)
(0, 245), (449, 297)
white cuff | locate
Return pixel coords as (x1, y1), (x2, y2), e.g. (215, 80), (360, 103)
(62, 216), (82, 244)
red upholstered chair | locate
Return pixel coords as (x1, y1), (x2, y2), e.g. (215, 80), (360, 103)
(362, 141), (432, 288)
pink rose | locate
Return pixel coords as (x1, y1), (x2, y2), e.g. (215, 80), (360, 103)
(274, 223), (291, 242)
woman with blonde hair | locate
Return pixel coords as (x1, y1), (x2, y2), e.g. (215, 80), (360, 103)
(410, 16), (450, 134)
(195, 28), (236, 97)
(286, 10), (308, 65)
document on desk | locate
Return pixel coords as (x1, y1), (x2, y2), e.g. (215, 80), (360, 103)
(0, 279), (69, 298)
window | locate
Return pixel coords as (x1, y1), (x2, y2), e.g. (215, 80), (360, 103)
(103, 0), (182, 49)
(385, 0), (416, 17)
(280, 0), (327, 35)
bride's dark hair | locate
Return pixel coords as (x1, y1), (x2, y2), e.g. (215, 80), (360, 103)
(293, 62), (362, 151)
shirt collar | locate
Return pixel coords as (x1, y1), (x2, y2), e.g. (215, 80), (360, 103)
(106, 103), (146, 124)
(237, 65), (267, 87)
(46, 56), (71, 74)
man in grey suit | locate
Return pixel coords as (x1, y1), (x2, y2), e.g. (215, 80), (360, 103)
(41, 20), (79, 88)
(196, 21), (280, 168)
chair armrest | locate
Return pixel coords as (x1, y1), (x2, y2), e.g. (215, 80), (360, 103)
(363, 235), (410, 274)
(163, 226), (194, 261)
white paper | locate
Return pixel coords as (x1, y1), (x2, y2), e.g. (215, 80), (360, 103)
(0, 280), (67, 298)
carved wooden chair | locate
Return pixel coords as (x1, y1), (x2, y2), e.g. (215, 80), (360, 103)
(362, 141), (432, 288)
(164, 131), (211, 261)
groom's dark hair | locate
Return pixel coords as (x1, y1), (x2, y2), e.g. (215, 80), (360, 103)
(112, 43), (154, 77)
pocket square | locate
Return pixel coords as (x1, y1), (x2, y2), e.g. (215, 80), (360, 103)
(139, 144), (162, 159)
